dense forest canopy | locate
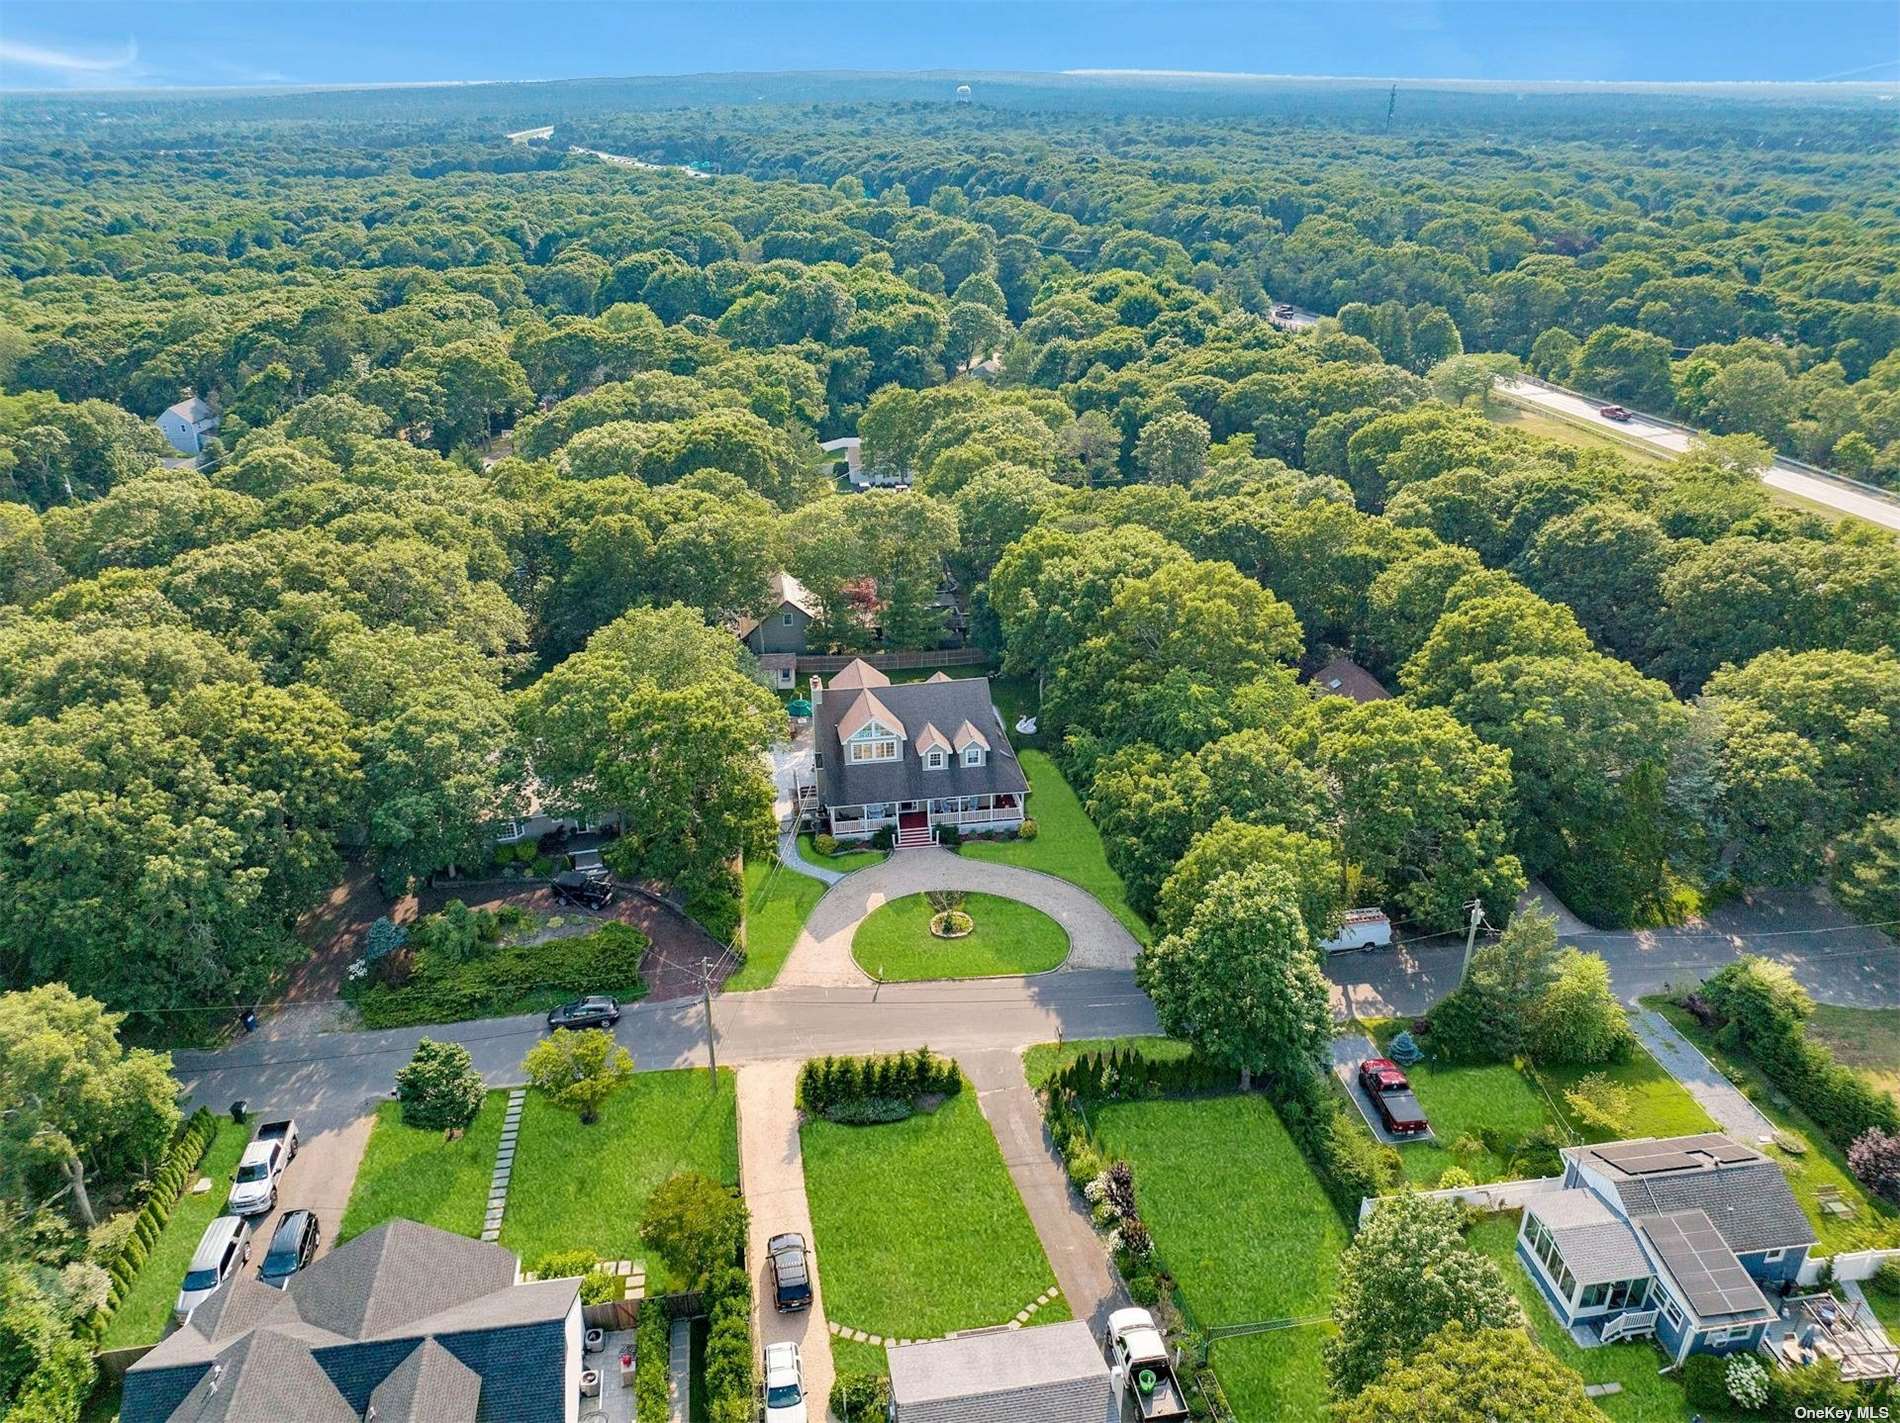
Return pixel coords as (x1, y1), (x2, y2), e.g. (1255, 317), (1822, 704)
(0, 73), (1896, 1031)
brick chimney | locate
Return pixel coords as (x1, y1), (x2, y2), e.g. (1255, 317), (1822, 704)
(809, 674), (823, 706)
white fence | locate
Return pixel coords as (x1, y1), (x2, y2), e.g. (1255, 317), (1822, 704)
(1359, 1175), (1566, 1229)
(1799, 1248), (1900, 1288)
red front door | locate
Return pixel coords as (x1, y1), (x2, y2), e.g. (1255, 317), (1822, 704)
(899, 809), (928, 831)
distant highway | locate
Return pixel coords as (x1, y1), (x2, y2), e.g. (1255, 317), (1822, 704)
(1497, 377), (1900, 534)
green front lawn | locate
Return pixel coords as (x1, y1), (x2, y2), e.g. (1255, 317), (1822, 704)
(1536, 1049), (1719, 1144)
(1365, 1022), (1554, 1185)
(338, 1091), (510, 1242)
(1467, 1214), (1690, 1423)
(1644, 1000), (1898, 1250)
(1092, 1093), (1347, 1421)
(728, 856), (825, 992)
(1022, 1035), (1191, 1089)
(1808, 1005), (1900, 1099)
(799, 833), (884, 872)
(851, 892), (1069, 980)
(960, 750), (1151, 945)
(101, 1121), (249, 1348)
(801, 1084), (1067, 1345)
(500, 1068), (738, 1285)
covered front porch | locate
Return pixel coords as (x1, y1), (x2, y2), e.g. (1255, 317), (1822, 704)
(827, 792), (1025, 841)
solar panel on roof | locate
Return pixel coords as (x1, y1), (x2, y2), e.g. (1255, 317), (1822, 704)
(1641, 1212), (1771, 1322)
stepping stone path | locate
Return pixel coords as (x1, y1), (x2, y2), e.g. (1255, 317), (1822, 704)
(827, 1285), (1061, 1348)
(521, 1259), (647, 1302)
(483, 1089), (525, 1242)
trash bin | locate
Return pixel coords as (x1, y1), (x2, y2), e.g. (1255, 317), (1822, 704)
(230, 1100), (250, 1124)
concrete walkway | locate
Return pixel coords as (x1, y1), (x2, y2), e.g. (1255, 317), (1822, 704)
(778, 828), (843, 886)
(737, 1062), (835, 1420)
(964, 1049), (1124, 1334)
(1632, 1010), (1777, 1145)
(667, 1316), (690, 1423)
(777, 848), (1142, 988)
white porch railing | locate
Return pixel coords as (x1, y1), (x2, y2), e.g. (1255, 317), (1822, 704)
(932, 809), (1025, 827)
(1598, 1310), (1658, 1344)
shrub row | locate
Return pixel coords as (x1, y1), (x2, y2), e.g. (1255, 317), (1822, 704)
(83, 1107), (219, 1341)
(352, 921), (650, 1028)
(699, 1264), (754, 1423)
(1273, 1066), (1402, 1217)
(1042, 1080), (1174, 1310)
(830, 1372), (893, 1422)
(1, 1334), (95, 1423)
(797, 1049), (961, 1120)
(1696, 958), (1900, 1156)
(1046, 1047), (1232, 1103)
(632, 1299), (669, 1423)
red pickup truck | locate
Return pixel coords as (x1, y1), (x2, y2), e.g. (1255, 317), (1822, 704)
(1357, 1058), (1430, 1136)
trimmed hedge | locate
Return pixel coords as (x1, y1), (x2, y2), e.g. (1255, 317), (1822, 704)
(797, 1049), (961, 1121)
(351, 921), (651, 1028)
(1698, 958), (1900, 1156)
(85, 1107), (218, 1340)
(633, 1300), (669, 1423)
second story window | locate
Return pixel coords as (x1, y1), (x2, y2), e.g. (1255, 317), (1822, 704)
(925, 750), (946, 769)
(850, 738), (898, 763)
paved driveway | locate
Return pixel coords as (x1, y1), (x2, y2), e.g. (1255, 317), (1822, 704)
(237, 1111), (375, 1275)
(777, 848), (1142, 988)
(738, 1062), (835, 1417)
(1630, 1011), (1776, 1144)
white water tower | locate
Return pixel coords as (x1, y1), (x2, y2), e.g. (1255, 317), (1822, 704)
(956, 83), (972, 104)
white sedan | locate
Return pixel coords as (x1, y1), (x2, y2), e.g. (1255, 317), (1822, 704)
(762, 1340), (807, 1423)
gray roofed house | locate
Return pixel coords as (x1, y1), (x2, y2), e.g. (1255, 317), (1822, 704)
(156, 396), (219, 456)
(886, 1322), (1116, 1423)
(736, 571), (823, 667)
(1513, 1133), (1817, 1367)
(122, 1220), (580, 1423)
(809, 660), (1028, 847)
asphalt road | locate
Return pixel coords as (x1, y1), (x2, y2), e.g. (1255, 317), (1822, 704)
(1496, 377), (1900, 533)
(174, 971), (1161, 1129)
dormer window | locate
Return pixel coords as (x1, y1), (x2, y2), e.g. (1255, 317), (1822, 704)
(925, 750), (947, 770)
(850, 738), (899, 763)
(963, 746), (984, 766)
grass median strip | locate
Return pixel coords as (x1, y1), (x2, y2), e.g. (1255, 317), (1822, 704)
(801, 1085), (1067, 1342)
(728, 856), (825, 992)
(852, 891), (1069, 980)
(338, 1090), (510, 1242)
(100, 1121), (248, 1349)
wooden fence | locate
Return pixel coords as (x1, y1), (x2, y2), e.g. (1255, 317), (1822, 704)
(797, 648), (990, 676)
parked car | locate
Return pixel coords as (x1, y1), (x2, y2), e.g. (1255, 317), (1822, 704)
(257, 1209), (320, 1288)
(1598, 404), (1633, 421)
(1357, 1058), (1430, 1136)
(227, 1119), (298, 1215)
(546, 995), (620, 1031)
(1272, 303), (1296, 318)
(551, 870), (615, 910)
(1106, 1307), (1189, 1422)
(762, 1341), (807, 1422)
(567, 848), (609, 879)
(174, 1216), (251, 1324)
(768, 1232), (812, 1312)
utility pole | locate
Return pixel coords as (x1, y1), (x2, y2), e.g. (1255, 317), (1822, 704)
(700, 970), (718, 1087)
(1458, 898), (1485, 986)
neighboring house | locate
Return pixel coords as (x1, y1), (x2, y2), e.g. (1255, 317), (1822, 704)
(491, 774), (620, 847)
(1310, 655), (1390, 703)
(1515, 1134), (1816, 1363)
(885, 1321), (1116, 1423)
(156, 397), (219, 456)
(819, 435), (862, 478)
(808, 660), (1028, 846)
(122, 1220), (582, 1423)
(737, 572), (823, 681)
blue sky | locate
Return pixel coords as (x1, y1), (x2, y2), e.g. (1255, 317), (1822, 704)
(2, 2), (1895, 91)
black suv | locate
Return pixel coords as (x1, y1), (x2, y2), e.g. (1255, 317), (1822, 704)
(552, 870), (615, 910)
(769, 1232), (812, 1312)
(547, 995), (621, 1031)
(258, 1210), (320, 1288)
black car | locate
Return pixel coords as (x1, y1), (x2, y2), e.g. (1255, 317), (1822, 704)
(768, 1232), (812, 1312)
(257, 1209), (320, 1288)
(547, 995), (621, 1031)
(552, 870), (615, 910)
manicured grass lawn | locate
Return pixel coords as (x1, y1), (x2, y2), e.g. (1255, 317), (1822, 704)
(1022, 1035), (1191, 1089)
(1091, 1093), (1346, 1421)
(801, 1085), (1068, 1341)
(851, 892), (1069, 980)
(1366, 1022), (1555, 1185)
(728, 856), (825, 992)
(960, 750), (1151, 945)
(1808, 1004), (1900, 1099)
(501, 1068), (738, 1285)
(338, 1091), (509, 1242)
(101, 1121), (249, 1348)
(1536, 1047), (1718, 1144)
(798, 833), (883, 872)
(1646, 1000), (1898, 1251)
(1467, 1213), (1690, 1423)
(1864, 1281), (1900, 1337)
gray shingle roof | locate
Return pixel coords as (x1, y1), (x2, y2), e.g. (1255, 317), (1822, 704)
(164, 397), (215, 423)
(816, 673), (1027, 809)
(368, 1337), (484, 1421)
(887, 1322), (1115, 1423)
(1527, 1190), (1650, 1284)
(157, 1329), (358, 1423)
(288, 1220), (520, 1340)
(1567, 1134), (1817, 1256)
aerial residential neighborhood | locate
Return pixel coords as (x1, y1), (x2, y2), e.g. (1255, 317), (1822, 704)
(3, 7), (1900, 1423)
